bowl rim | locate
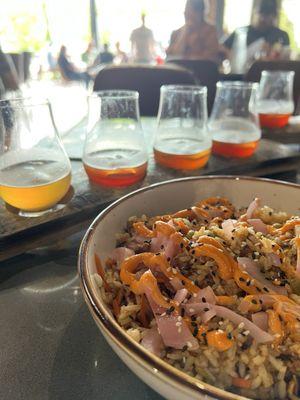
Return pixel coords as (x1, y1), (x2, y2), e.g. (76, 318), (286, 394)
(78, 175), (300, 400)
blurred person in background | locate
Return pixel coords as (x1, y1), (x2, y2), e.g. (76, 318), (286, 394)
(93, 43), (114, 65)
(222, 0), (290, 62)
(130, 13), (156, 63)
(58, 45), (91, 86)
(166, 0), (219, 62)
(81, 41), (97, 66)
(115, 42), (128, 64)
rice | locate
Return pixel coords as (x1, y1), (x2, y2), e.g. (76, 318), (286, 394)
(96, 196), (300, 400)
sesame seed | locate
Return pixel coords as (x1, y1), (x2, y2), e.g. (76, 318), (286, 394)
(243, 330), (250, 336)
(238, 322), (245, 329)
(172, 268), (177, 275)
(189, 308), (195, 313)
(187, 341), (192, 348)
(175, 322), (182, 327)
(192, 327), (199, 337)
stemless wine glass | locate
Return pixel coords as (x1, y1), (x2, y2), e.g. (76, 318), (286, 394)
(209, 81), (261, 158)
(153, 85), (211, 170)
(0, 97), (71, 216)
(255, 70), (295, 129)
(83, 91), (148, 187)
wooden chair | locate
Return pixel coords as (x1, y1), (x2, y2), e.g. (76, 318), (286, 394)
(167, 59), (219, 114)
(245, 61), (300, 114)
(93, 64), (196, 116)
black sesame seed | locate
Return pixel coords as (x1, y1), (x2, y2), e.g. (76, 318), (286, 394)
(182, 345), (188, 351)
(204, 219), (209, 224)
(259, 300), (263, 305)
(239, 277), (246, 282)
(246, 280), (251, 287)
(181, 308), (185, 317)
(193, 327), (199, 337)
(211, 271), (216, 277)
(227, 333), (232, 340)
(202, 297), (207, 303)
(160, 245), (164, 249)
(251, 299), (258, 305)
(180, 243), (184, 249)
(192, 221), (197, 226)
(256, 287), (262, 293)
(263, 287), (270, 293)
(191, 250), (195, 255)
(269, 212), (273, 216)
(241, 342), (251, 350)
(201, 332), (207, 337)
(204, 308), (209, 312)
(155, 252), (160, 256)
(166, 306), (175, 315)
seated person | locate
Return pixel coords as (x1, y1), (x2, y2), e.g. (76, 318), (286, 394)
(222, 0), (290, 62)
(166, 0), (219, 62)
(58, 45), (90, 86)
(93, 43), (114, 66)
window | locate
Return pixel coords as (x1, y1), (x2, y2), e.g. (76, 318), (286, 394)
(223, 0), (254, 35)
(280, 0), (300, 51)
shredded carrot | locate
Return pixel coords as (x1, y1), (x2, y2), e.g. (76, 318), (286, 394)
(173, 219), (190, 234)
(120, 252), (199, 295)
(267, 309), (284, 346)
(197, 236), (224, 250)
(133, 222), (154, 238)
(196, 197), (234, 219)
(216, 295), (237, 306)
(206, 330), (233, 352)
(94, 254), (112, 292)
(194, 244), (234, 280)
(232, 377), (252, 389)
(154, 221), (176, 236)
(276, 220), (300, 234)
(233, 267), (267, 295)
(112, 288), (124, 318)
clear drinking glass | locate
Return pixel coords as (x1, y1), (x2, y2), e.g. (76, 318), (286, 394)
(83, 91), (148, 187)
(255, 70), (295, 129)
(0, 97), (71, 216)
(153, 85), (211, 170)
(209, 81), (261, 158)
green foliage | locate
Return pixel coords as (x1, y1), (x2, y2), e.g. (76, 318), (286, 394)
(279, 7), (299, 51)
(4, 12), (47, 52)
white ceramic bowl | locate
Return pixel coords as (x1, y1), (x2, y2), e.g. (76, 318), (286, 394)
(78, 176), (300, 400)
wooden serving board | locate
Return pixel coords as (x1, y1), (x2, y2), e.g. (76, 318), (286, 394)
(1, 138), (300, 250)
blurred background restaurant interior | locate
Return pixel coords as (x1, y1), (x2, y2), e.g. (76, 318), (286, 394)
(1, 0), (300, 95)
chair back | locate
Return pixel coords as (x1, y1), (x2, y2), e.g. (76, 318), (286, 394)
(245, 61), (300, 114)
(93, 64), (196, 116)
(167, 59), (219, 114)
